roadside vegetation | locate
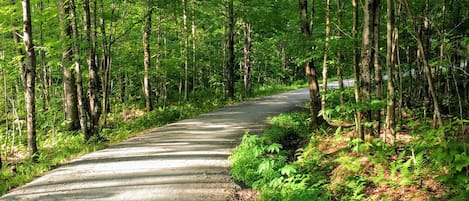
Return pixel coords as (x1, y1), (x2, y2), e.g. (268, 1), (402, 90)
(231, 88), (469, 201)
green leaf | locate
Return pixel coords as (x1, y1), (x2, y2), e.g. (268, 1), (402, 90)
(280, 164), (297, 176)
(266, 143), (282, 154)
(258, 160), (275, 173)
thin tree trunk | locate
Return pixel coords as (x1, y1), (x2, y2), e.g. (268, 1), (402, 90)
(337, 0), (345, 109)
(403, 0), (443, 127)
(0, 69), (6, 169)
(321, 0), (331, 118)
(59, 0), (80, 131)
(38, 0), (49, 110)
(191, 0), (197, 93)
(281, 41), (287, 84)
(182, 0), (189, 100)
(227, 0), (235, 99)
(395, 1), (403, 131)
(353, 0), (362, 138)
(299, 0), (322, 129)
(384, 0), (396, 141)
(143, 4), (153, 112)
(372, 0), (382, 136)
(243, 22), (252, 96)
(70, 0), (88, 135)
(99, 0), (113, 126)
(22, 0), (38, 158)
(155, 14), (161, 105)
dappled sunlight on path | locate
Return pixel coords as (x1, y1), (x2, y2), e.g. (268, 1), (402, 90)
(1, 88), (309, 201)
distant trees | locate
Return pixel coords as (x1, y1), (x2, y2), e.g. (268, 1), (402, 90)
(295, 0), (468, 140)
(0, 0), (467, 165)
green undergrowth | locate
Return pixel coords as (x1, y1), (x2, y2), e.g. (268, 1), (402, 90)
(230, 111), (469, 200)
(230, 111), (330, 201)
(0, 82), (305, 196)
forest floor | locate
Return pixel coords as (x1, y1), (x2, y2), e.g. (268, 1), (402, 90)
(0, 85), (325, 201)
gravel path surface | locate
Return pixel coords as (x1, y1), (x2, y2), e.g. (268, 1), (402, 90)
(1, 87), (318, 201)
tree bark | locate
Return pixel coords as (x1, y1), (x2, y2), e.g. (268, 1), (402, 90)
(352, 0), (363, 138)
(243, 22), (252, 96)
(281, 41), (287, 83)
(321, 0), (331, 118)
(182, 0), (189, 100)
(227, 0), (235, 99)
(59, 0), (80, 131)
(70, 0), (89, 135)
(384, 0), (396, 141)
(337, 0), (345, 109)
(143, 4), (153, 112)
(372, 0), (382, 136)
(22, 0), (38, 158)
(299, 0), (322, 129)
(191, 0), (197, 93)
(38, 0), (49, 110)
(83, 0), (102, 138)
(360, 0), (375, 138)
(99, 0), (113, 126)
(1, 70), (7, 168)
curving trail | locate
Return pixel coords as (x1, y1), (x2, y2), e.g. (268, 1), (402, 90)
(1, 80), (353, 201)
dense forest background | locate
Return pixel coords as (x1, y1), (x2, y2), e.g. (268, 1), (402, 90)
(0, 0), (468, 199)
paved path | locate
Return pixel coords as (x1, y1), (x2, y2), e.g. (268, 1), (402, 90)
(1, 87), (324, 201)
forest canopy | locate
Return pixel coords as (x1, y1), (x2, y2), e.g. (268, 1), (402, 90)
(0, 0), (468, 198)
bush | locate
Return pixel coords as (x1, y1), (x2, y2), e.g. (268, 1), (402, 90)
(230, 111), (330, 200)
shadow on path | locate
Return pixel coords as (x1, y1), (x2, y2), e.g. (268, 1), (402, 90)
(1, 88), (309, 201)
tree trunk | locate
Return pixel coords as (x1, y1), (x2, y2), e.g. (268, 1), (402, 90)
(143, 5), (153, 112)
(403, 0), (443, 127)
(227, 0), (235, 99)
(337, 0), (345, 109)
(22, 0), (38, 158)
(321, 0), (331, 118)
(243, 22), (252, 96)
(1, 70), (7, 168)
(281, 41), (287, 83)
(384, 0), (396, 141)
(372, 0), (382, 136)
(155, 14), (162, 105)
(299, 0), (322, 129)
(99, 0), (113, 126)
(38, 0), (49, 110)
(83, 0), (101, 138)
(191, 0), (197, 93)
(70, 0), (89, 135)
(352, 0), (363, 138)
(182, 0), (189, 100)
(59, 0), (80, 131)
(360, 0), (375, 138)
